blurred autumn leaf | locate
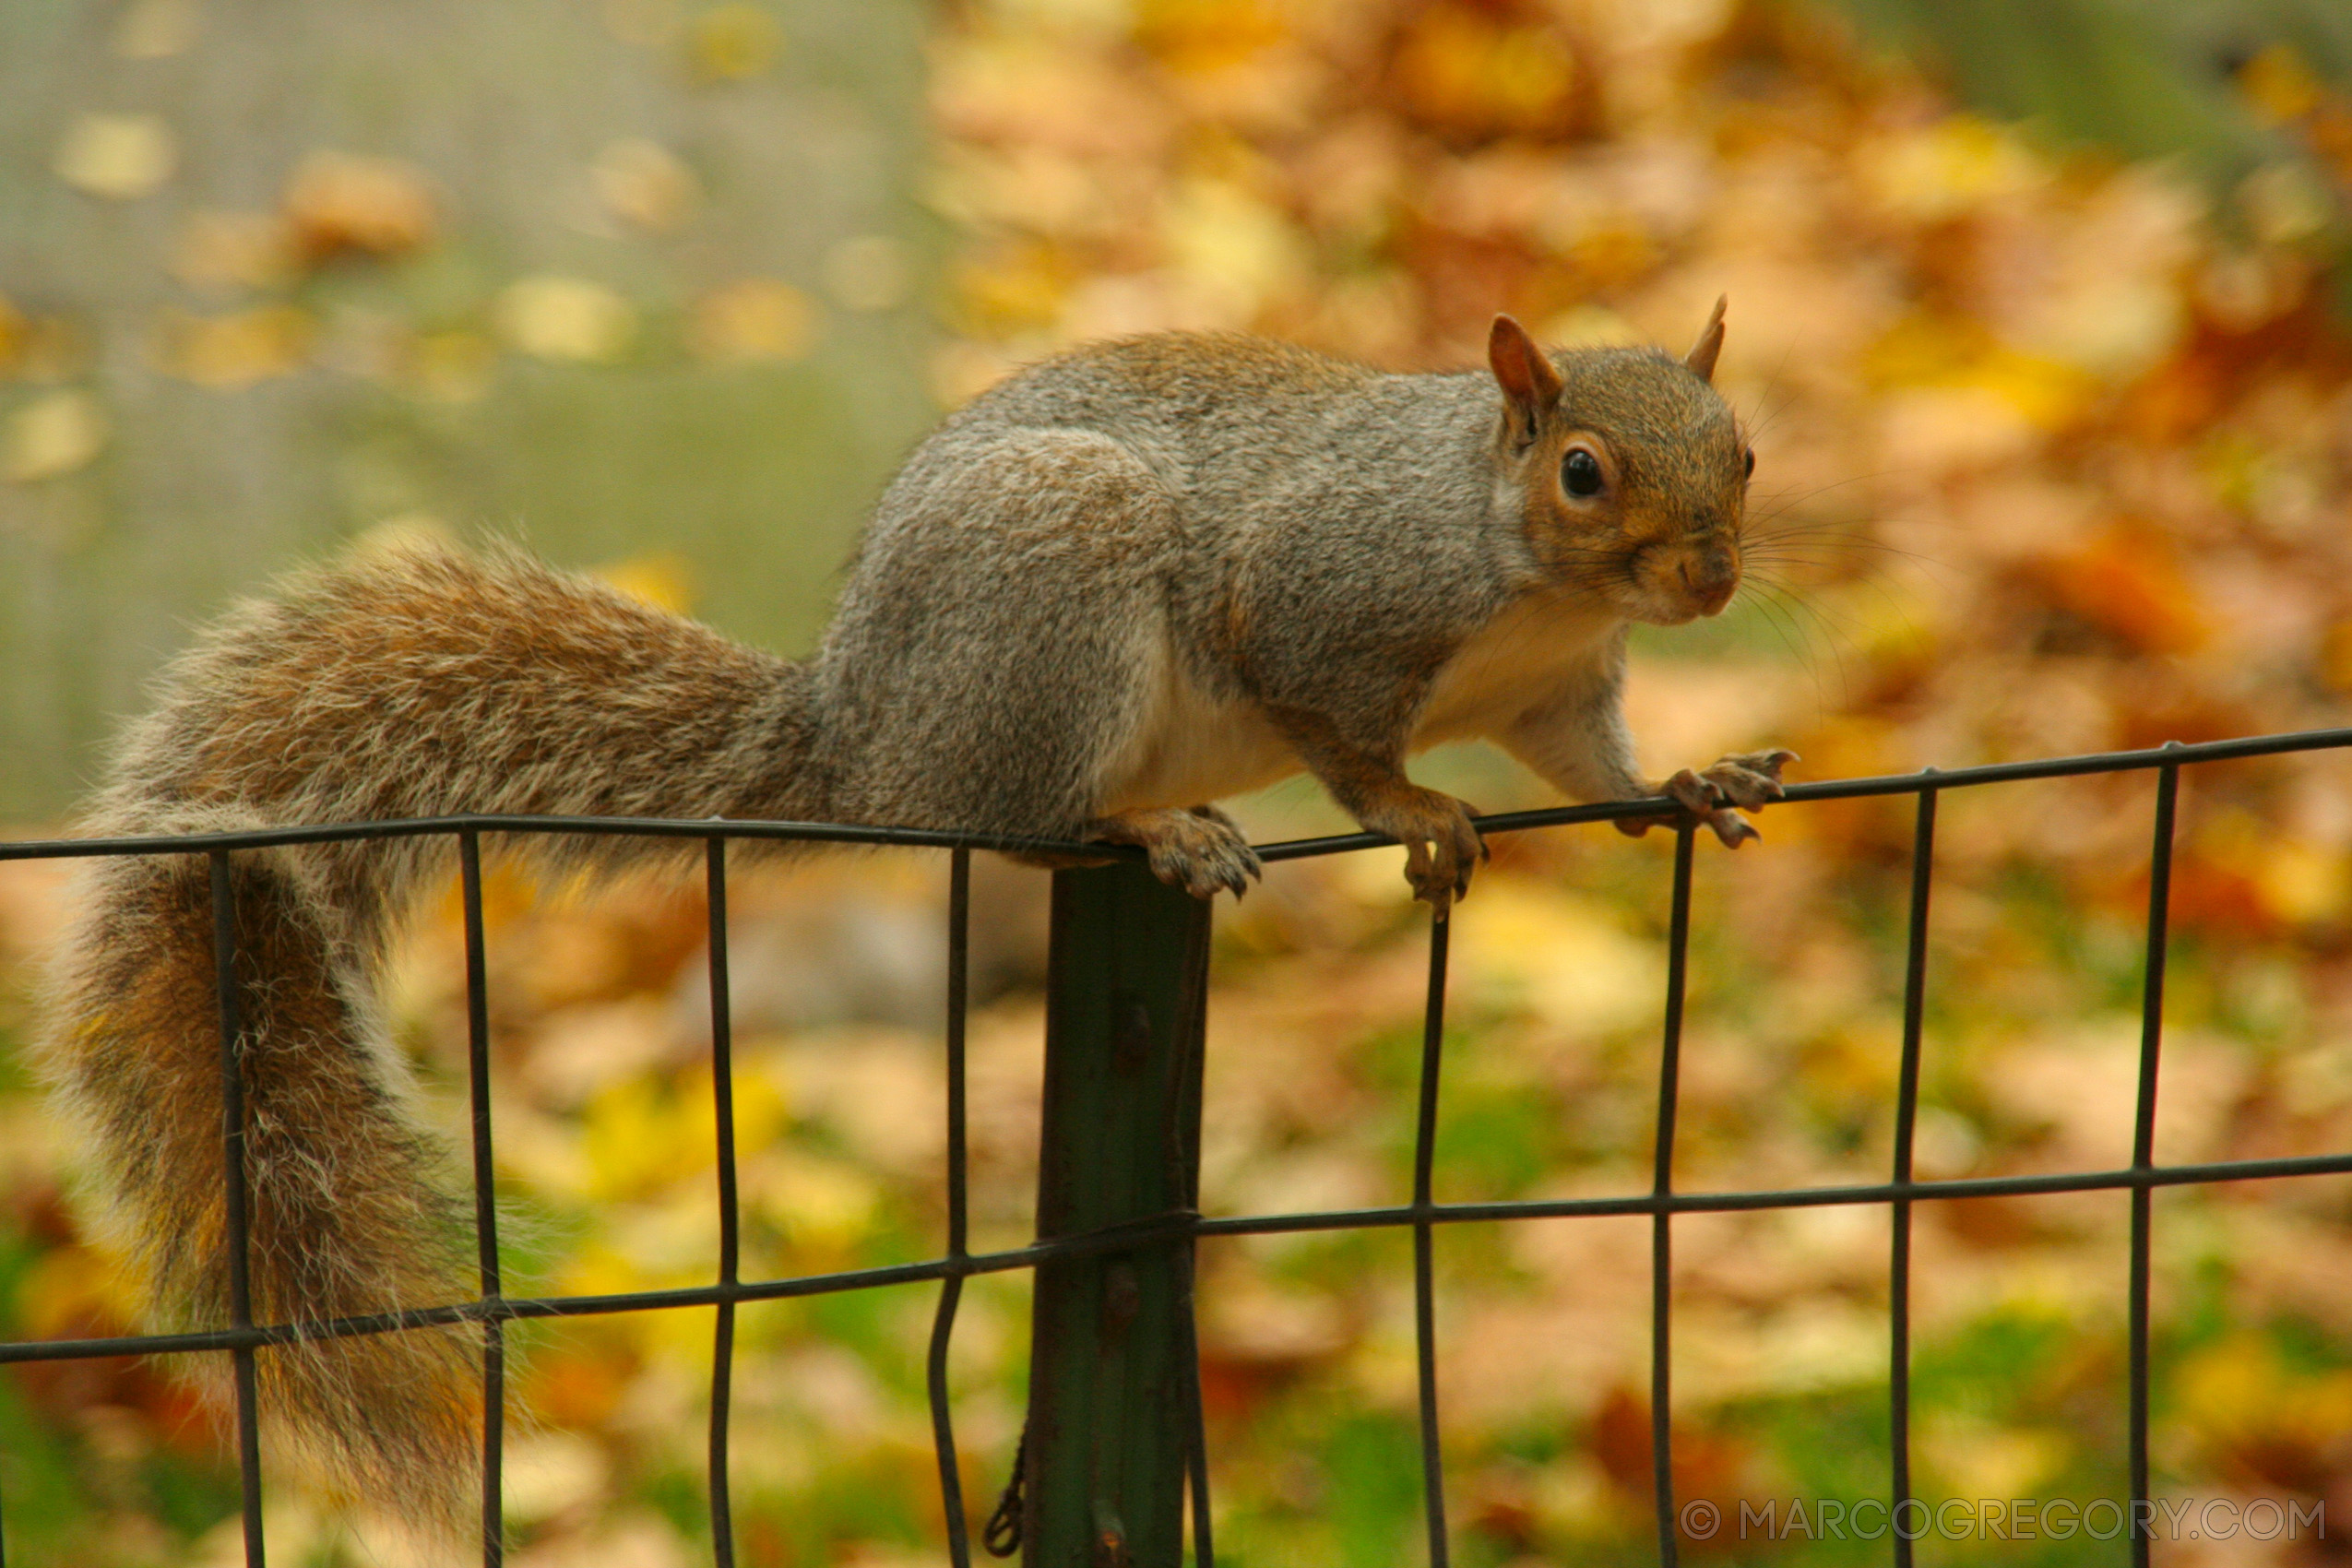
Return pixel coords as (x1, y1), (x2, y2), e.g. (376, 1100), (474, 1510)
(495, 276), (639, 364)
(2, 392), (108, 483)
(690, 278), (819, 362)
(279, 151), (438, 265)
(591, 138), (702, 232)
(51, 113), (175, 200)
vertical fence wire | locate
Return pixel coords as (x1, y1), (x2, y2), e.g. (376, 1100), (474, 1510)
(2130, 760), (2181, 1567)
(1413, 908), (1455, 1568)
(1180, 1235), (1215, 1568)
(1650, 826), (1696, 1568)
(209, 849), (267, 1568)
(706, 837), (742, 1568)
(926, 849), (974, 1568)
(457, 833), (505, 1568)
(1888, 783), (1937, 1568)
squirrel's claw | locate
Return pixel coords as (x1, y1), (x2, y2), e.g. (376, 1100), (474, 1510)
(1360, 785), (1483, 912)
(1705, 808), (1761, 849)
(1628, 752), (1798, 849)
(1187, 805), (1263, 898)
(1089, 806), (1263, 901)
(1697, 748), (1799, 810)
(1663, 766), (1755, 847)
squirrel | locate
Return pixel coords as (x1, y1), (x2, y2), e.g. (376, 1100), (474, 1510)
(40, 304), (1792, 1533)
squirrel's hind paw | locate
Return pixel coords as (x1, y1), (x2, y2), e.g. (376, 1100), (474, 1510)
(1087, 806), (1263, 900)
(1355, 785), (1484, 913)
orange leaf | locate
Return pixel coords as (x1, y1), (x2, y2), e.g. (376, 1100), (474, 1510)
(2032, 530), (2210, 656)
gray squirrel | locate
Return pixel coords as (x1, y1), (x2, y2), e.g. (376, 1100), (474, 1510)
(42, 305), (1792, 1531)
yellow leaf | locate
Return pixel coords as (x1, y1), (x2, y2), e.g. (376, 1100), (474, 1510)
(4, 390), (108, 482)
(1449, 879), (1662, 1038)
(1859, 115), (2047, 222)
(1, 314), (89, 382)
(579, 1072), (713, 1201)
(154, 305), (315, 387)
(1134, 0), (1290, 77)
(2254, 836), (2350, 927)
(53, 113), (175, 200)
(689, 2), (781, 80)
(2175, 1334), (2352, 1454)
(1392, 8), (1581, 138)
(690, 278), (817, 362)
(951, 242), (1075, 334)
(17, 1243), (141, 1340)
(1966, 350), (2098, 431)
(1918, 1413), (2072, 1500)
(1163, 178), (1306, 318)
(495, 276), (636, 363)
(2239, 43), (2324, 125)
(172, 209), (298, 291)
(593, 552), (696, 613)
(744, 1146), (877, 1255)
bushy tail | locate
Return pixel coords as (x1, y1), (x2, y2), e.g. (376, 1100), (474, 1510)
(39, 540), (827, 1532)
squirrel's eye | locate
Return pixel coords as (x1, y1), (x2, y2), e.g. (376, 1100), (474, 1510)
(1743, 448), (1755, 479)
(1562, 447), (1603, 497)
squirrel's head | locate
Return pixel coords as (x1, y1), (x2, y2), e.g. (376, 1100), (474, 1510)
(1488, 302), (1749, 625)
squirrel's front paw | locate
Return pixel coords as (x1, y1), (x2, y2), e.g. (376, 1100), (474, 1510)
(1359, 786), (1486, 912)
(1696, 749), (1799, 810)
(1618, 749), (1799, 849)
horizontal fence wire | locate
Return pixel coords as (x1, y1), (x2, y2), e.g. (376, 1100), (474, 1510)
(3, 726), (2351, 1568)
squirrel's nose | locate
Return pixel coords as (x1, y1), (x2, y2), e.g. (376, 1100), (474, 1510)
(1680, 552), (1739, 616)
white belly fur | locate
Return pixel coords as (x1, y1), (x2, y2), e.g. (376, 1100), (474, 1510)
(1098, 646), (1298, 812)
(1097, 589), (1620, 812)
(1415, 588), (1620, 744)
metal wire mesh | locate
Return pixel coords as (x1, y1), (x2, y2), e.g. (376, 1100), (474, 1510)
(5, 724), (2352, 1567)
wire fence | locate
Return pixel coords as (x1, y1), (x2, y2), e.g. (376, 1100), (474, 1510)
(6, 724), (2352, 1566)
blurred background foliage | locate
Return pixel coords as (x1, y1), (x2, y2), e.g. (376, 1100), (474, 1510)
(9, 0), (2352, 1564)
(0, 0), (938, 814)
(1825, 0), (2352, 205)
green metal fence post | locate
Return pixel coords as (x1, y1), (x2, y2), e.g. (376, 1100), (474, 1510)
(1023, 860), (1211, 1567)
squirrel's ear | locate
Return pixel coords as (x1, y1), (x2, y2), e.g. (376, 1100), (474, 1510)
(1488, 315), (1562, 448)
(1685, 295), (1727, 384)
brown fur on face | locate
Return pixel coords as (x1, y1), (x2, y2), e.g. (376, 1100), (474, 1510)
(1487, 319), (1750, 627)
